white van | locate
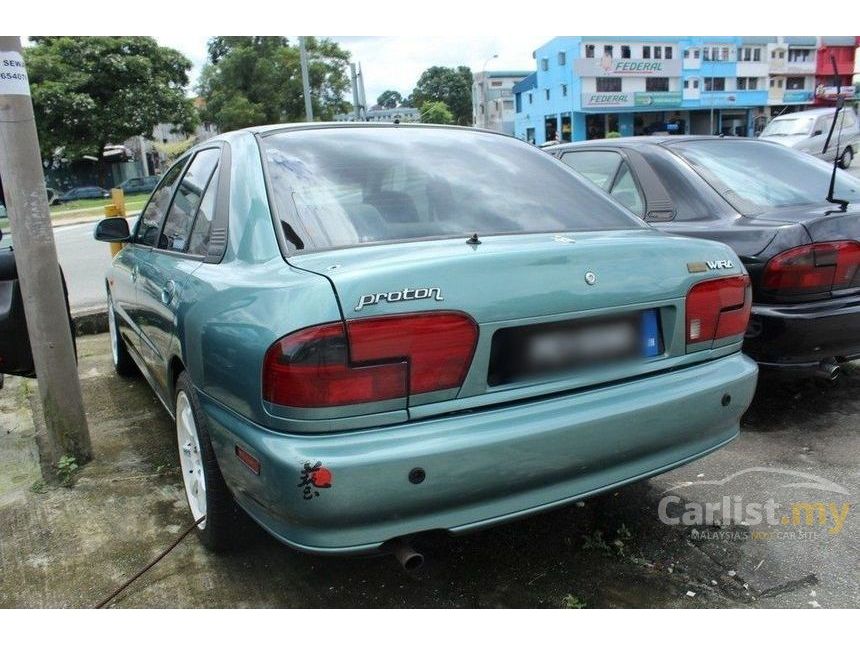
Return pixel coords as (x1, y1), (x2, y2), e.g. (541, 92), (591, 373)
(759, 106), (859, 169)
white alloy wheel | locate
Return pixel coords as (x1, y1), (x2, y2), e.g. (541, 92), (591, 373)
(177, 391), (207, 527)
(108, 299), (119, 367)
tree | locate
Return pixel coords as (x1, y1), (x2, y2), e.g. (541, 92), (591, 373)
(24, 37), (199, 167)
(198, 37), (352, 132)
(376, 90), (402, 109)
(419, 101), (454, 125)
(411, 66), (473, 125)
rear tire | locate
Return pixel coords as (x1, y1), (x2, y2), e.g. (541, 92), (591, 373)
(175, 371), (245, 552)
(108, 294), (137, 377)
(840, 147), (853, 169)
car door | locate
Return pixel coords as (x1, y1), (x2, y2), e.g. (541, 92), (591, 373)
(120, 157), (189, 367)
(810, 115), (834, 161)
(135, 147), (221, 399)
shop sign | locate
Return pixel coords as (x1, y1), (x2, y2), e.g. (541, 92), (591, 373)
(581, 92), (635, 107)
(783, 90), (813, 103)
(634, 91), (682, 107)
(815, 85), (856, 99)
(574, 57), (681, 77)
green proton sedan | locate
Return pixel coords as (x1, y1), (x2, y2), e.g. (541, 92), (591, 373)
(94, 123), (758, 561)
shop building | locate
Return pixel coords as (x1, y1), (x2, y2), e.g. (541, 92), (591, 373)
(472, 70), (531, 135)
(514, 36), (853, 145)
(814, 36), (857, 105)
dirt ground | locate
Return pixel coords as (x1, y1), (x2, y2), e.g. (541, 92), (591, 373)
(0, 334), (857, 608)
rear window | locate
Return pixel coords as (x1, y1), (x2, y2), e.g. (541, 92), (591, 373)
(260, 127), (643, 251)
(670, 139), (860, 215)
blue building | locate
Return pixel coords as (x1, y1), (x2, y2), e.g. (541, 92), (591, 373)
(515, 36), (817, 145)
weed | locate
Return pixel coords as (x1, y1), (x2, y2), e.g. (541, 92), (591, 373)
(563, 594), (587, 609)
(55, 455), (79, 487)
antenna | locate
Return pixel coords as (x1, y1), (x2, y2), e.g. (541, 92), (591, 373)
(822, 54), (848, 211)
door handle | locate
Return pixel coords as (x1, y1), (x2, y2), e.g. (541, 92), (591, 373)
(131, 265), (139, 283)
(161, 280), (176, 305)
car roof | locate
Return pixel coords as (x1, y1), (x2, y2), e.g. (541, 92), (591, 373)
(242, 121), (509, 138)
(546, 134), (784, 153)
(769, 107), (839, 120)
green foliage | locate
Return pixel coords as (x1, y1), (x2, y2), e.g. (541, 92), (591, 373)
(563, 594), (587, 609)
(376, 90), (402, 109)
(419, 101), (454, 125)
(55, 455), (79, 488)
(198, 36), (352, 132)
(606, 131), (622, 138)
(24, 37), (199, 161)
(30, 480), (48, 494)
(411, 66), (473, 126)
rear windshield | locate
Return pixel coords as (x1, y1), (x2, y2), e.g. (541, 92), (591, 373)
(670, 139), (860, 215)
(260, 127), (643, 251)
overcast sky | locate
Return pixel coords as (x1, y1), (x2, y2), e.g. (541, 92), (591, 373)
(157, 35), (546, 107)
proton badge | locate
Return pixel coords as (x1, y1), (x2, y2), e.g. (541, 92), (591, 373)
(355, 287), (444, 311)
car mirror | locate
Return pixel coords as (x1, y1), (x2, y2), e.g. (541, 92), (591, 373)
(94, 217), (131, 243)
(812, 130), (823, 137)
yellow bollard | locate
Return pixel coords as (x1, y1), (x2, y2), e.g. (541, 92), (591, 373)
(104, 188), (127, 257)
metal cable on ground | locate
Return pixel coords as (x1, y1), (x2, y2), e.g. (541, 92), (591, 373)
(94, 515), (205, 608)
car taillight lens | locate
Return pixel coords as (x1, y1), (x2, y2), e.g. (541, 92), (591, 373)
(686, 275), (752, 349)
(263, 312), (478, 408)
(762, 241), (860, 296)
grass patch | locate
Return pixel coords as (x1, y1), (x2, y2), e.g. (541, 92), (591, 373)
(563, 594), (587, 609)
(50, 195), (148, 217)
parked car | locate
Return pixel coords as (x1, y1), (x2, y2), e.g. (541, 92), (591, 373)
(55, 186), (110, 203)
(759, 107), (858, 169)
(547, 136), (860, 378)
(115, 175), (161, 195)
(94, 124), (757, 560)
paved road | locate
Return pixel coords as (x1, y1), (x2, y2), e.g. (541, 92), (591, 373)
(53, 217), (137, 312)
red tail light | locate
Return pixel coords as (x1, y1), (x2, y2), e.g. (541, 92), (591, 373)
(263, 312), (478, 408)
(762, 241), (860, 296)
(686, 275), (751, 349)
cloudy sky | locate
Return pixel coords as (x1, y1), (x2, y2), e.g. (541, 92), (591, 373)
(158, 35), (547, 106)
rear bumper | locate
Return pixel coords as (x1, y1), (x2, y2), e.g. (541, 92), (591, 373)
(744, 294), (860, 368)
(200, 352), (758, 555)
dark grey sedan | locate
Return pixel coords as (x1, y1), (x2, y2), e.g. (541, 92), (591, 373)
(546, 137), (860, 378)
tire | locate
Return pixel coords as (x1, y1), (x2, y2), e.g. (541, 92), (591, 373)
(107, 294), (137, 377)
(175, 370), (245, 552)
(839, 147), (853, 169)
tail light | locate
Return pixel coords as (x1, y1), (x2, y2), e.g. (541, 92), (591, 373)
(762, 241), (860, 296)
(263, 312), (478, 408)
(686, 275), (751, 349)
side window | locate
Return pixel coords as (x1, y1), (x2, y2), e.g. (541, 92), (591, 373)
(134, 160), (187, 246)
(609, 164), (645, 217)
(187, 164), (220, 256)
(158, 149), (220, 252)
(559, 151), (623, 191)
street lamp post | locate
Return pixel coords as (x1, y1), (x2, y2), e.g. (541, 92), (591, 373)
(480, 54), (498, 129)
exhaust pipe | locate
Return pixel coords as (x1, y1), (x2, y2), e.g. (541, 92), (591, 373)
(390, 539), (424, 572)
(817, 359), (841, 382)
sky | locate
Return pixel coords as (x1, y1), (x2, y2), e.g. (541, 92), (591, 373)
(157, 35), (546, 107)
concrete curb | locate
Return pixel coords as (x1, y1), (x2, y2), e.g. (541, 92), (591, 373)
(73, 307), (108, 336)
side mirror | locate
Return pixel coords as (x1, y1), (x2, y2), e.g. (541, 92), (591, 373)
(812, 130), (823, 137)
(94, 217), (131, 243)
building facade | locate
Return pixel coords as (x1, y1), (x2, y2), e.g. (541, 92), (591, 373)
(515, 36), (857, 145)
(472, 70), (531, 135)
(814, 36), (857, 105)
(335, 107), (421, 123)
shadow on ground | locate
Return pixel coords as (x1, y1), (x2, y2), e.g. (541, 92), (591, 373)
(1, 337), (857, 608)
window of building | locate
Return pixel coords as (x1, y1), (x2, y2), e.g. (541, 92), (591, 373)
(788, 48), (812, 63)
(503, 100), (514, 110)
(693, 79), (699, 89)
(703, 48), (710, 61)
(642, 45), (651, 59)
(491, 80), (503, 87)
(646, 77), (669, 92)
(737, 77), (759, 90)
(515, 94), (521, 113)
(621, 45), (631, 59)
(694, 49), (700, 59)
(786, 76), (805, 90)
(528, 92), (533, 104)
(754, 48), (761, 62)
(778, 78), (784, 88)
(558, 51), (566, 66)
(561, 84), (568, 97)
(665, 46), (673, 59)
(684, 49), (689, 59)
(704, 77), (725, 91)
(654, 46), (662, 59)
(596, 77), (622, 92)
(585, 44), (595, 58)
(721, 47), (730, 61)
(541, 58), (548, 71)
(545, 88), (551, 100)
(604, 45), (613, 57)
(683, 79), (689, 88)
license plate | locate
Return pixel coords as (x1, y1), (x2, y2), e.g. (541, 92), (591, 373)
(487, 309), (662, 386)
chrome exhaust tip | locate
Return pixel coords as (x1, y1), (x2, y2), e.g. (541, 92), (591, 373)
(817, 359), (841, 382)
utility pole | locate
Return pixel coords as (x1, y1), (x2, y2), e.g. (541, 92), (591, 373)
(298, 37), (314, 122)
(0, 37), (91, 475)
(350, 63), (361, 121)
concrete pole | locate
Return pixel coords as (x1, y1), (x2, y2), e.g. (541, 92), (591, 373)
(0, 37), (91, 474)
(138, 135), (149, 177)
(298, 37), (314, 122)
(350, 63), (360, 121)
